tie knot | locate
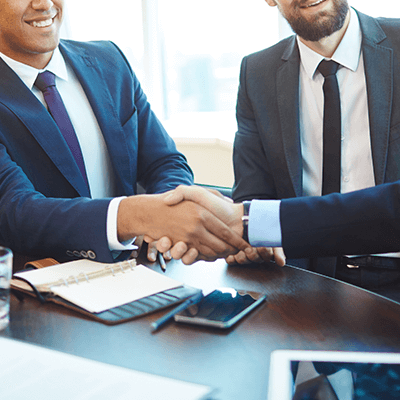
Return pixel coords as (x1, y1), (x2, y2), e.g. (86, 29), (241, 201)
(34, 71), (56, 92)
(318, 60), (340, 78)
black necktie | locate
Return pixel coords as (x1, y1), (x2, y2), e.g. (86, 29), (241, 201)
(318, 60), (341, 195)
(35, 71), (89, 189)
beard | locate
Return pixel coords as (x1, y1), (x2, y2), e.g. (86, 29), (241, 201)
(279, 0), (349, 42)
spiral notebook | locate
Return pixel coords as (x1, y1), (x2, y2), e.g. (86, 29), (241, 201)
(11, 258), (200, 325)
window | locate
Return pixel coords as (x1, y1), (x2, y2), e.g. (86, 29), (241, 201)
(62, 1), (399, 185)
(63, 0), (280, 185)
(63, 0), (279, 142)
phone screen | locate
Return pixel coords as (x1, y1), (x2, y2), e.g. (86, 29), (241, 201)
(174, 288), (266, 329)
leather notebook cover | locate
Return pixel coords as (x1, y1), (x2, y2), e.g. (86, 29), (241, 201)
(11, 258), (200, 325)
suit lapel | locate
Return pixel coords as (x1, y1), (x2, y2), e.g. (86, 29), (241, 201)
(358, 11), (393, 185)
(277, 37), (303, 197)
(0, 59), (90, 197)
(59, 42), (134, 195)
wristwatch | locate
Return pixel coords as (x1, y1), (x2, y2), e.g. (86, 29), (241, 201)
(242, 201), (251, 242)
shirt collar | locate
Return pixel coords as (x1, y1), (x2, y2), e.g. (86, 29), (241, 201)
(297, 7), (362, 80)
(0, 47), (69, 90)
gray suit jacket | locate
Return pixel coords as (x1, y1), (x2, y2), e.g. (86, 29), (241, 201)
(232, 10), (400, 275)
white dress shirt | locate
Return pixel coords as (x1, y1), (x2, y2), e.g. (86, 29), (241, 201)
(0, 49), (136, 252)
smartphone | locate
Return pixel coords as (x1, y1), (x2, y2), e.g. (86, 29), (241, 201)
(174, 288), (266, 329)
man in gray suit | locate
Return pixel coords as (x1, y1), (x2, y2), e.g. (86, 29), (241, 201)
(230, 1), (400, 296)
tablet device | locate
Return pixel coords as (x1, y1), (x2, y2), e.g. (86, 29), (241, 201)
(268, 349), (400, 400)
(174, 287), (266, 329)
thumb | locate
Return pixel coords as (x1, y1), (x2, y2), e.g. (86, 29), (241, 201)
(163, 190), (185, 205)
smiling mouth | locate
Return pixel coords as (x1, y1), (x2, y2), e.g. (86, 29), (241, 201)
(26, 12), (57, 28)
(30, 18), (53, 28)
(301, 0), (326, 8)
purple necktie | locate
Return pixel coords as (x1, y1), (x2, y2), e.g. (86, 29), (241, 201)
(34, 71), (89, 189)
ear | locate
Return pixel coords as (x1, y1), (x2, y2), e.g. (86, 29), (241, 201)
(265, 0), (278, 6)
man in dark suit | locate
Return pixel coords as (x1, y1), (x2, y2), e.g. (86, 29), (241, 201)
(229, 0), (400, 297)
(0, 0), (248, 269)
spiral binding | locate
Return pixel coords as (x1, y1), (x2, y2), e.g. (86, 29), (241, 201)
(37, 259), (137, 292)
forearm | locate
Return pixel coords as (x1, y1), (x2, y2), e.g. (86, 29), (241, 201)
(0, 192), (112, 261)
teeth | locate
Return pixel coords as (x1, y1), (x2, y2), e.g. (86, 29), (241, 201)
(31, 18), (53, 28)
(306, 0), (325, 7)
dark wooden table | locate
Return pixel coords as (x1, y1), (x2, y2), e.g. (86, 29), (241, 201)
(2, 258), (400, 400)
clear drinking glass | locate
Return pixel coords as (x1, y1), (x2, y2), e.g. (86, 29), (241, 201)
(0, 247), (13, 331)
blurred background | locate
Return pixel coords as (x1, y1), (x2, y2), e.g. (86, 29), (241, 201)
(61, 0), (398, 187)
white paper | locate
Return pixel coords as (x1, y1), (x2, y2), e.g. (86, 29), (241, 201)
(0, 337), (214, 400)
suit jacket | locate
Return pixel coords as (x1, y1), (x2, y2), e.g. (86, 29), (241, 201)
(280, 181), (400, 259)
(232, 10), (400, 275)
(0, 40), (193, 266)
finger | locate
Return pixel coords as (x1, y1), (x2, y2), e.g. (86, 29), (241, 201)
(226, 255), (236, 265)
(234, 250), (253, 264)
(163, 250), (172, 261)
(143, 235), (155, 243)
(205, 188), (233, 203)
(202, 211), (250, 253)
(273, 247), (286, 267)
(165, 185), (226, 212)
(246, 248), (264, 263)
(156, 236), (173, 253)
(256, 247), (274, 262)
(181, 248), (199, 265)
(170, 241), (189, 259)
(163, 186), (186, 205)
(147, 241), (158, 262)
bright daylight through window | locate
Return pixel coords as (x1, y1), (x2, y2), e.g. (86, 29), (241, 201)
(63, 0), (398, 185)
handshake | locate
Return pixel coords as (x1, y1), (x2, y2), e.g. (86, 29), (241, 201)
(118, 185), (285, 266)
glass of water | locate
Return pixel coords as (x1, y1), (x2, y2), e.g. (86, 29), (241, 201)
(0, 247), (12, 331)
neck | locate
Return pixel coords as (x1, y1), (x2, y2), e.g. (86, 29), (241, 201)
(298, 10), (351, 58)
(0, 49), (54, 70)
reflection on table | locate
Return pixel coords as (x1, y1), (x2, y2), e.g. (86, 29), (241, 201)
(3, 258), (400, 400)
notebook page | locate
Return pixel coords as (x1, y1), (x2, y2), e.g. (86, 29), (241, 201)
(13, 259), (111, 289)
(51, 264), (183, 313)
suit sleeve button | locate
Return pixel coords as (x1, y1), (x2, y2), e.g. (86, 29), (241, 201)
(80, 251), (88, 258)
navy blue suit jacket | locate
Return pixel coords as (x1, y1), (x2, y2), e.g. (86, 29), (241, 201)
(0, 40), (193, 265)
(233, 10), (400, 274)
(280, 181), (400, 259)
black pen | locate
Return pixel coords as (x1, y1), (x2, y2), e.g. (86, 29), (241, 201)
(151, 291), (203, 332)
(157, 251), (167, 273)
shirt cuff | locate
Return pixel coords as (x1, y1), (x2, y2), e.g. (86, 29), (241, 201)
(248, 200), (282, 247)
(107, 197), (138, 251)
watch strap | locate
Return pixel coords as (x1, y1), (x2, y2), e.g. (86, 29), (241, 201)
(242, 201), (251, 243)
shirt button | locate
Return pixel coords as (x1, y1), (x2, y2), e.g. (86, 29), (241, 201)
(343, 176), (350, 182)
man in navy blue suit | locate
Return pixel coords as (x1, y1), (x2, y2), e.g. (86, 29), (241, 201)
(0, 0), (248, 270)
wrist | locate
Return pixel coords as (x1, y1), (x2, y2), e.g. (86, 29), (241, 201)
(230, 203), (244, 238)
(117, 195), (151, 242)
